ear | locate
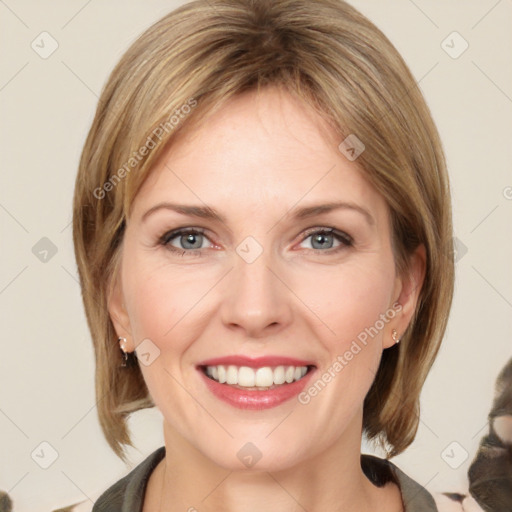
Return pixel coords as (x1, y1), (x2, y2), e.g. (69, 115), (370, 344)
(383, 244), (426, 349)
(107, 266), (133, 350)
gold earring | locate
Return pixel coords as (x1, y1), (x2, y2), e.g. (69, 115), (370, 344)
(391, 329), (400, 344)
(118, 337), (129, 367)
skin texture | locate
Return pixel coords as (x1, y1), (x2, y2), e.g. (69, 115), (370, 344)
(109, 87), (425, 512)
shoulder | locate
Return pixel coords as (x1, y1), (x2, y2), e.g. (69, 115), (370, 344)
(361, 454), (438, 512)
(91, 446), (166, 512)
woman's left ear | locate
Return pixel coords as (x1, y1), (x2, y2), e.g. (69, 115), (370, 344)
(384, 244), (426, 348)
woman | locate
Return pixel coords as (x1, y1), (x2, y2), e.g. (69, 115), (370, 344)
(72, 0), (454, 510)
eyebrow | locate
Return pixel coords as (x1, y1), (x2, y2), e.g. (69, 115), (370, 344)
(141, 201), (375, 226)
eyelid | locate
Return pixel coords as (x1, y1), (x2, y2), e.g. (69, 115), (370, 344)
(158, 225), (353, 256)
(299, 226), (353, 246)
(159, 226), (208, 246)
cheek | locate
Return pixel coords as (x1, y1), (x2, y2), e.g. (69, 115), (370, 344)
(296, 259), (396, 347)
(121, 259), (212, 412)
(124, 249), (395, 353)
(292, 263), (395, 428)
(130, 279), (174, 337)
(122, 253), (217, 358)
(124, 268), (189, 342)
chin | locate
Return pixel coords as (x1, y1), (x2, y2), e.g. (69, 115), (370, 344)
(198, 436), (311, 473)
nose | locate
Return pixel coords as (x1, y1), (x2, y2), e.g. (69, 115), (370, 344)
(219, 244), (293, 339)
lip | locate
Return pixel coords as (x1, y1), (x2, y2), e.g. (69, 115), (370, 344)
(197, 355), (316, 368)
(197, 356), (316, 410)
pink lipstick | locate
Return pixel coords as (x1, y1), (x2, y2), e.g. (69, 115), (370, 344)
(197, 355), (316, 410)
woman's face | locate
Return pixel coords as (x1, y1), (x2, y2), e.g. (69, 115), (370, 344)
(109, 87), (423, 471)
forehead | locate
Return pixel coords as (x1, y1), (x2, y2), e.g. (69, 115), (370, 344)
(130, 87), (387, 224)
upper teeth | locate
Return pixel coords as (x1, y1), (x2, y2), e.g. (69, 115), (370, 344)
(205, 365), (308, 387)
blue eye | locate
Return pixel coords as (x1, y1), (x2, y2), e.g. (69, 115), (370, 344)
(159, 227), (353, 257)
(300, 228), (353, 252)
(160, 228), (209, 256)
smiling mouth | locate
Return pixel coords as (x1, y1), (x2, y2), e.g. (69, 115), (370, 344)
(199, 364), (315, 391)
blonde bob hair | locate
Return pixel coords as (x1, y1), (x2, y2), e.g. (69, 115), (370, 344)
(73, 0), (454, 463)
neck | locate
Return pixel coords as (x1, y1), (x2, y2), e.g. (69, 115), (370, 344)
(148, 415), (401, 512)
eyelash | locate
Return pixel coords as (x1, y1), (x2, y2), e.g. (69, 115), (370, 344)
(158, 227), (353, 257)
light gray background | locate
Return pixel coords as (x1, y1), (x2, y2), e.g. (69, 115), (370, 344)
(1, 1), (511, 511)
